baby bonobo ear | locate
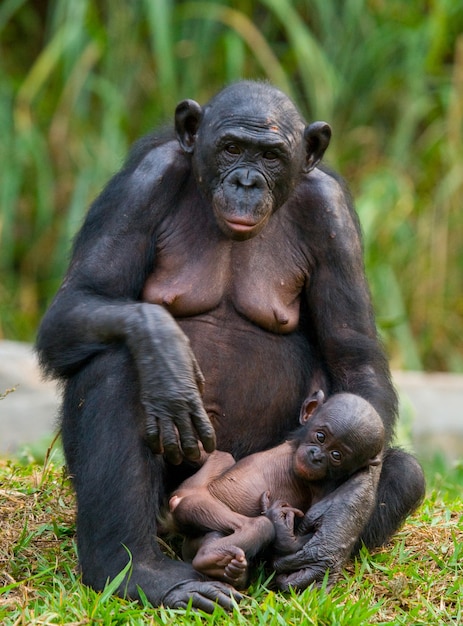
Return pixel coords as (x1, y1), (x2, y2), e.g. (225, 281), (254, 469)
(299, 389), (325, 424)
(369, 453), (383, 467)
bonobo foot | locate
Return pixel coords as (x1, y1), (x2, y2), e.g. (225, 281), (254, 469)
(84, 557), (242, 613)
(162, 579), (243, 611)
(192, 532), (249, 589)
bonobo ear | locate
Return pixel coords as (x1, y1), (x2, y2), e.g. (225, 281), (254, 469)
(303, 122), (332, 173)
(299, 389), (325, 424)
(175, 99), (203, 154)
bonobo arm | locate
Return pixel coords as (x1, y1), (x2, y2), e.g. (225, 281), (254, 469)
(274, 465), (381, 589)
(36, 137), (215, 464)
(303, 169), (398, 434)
(280, 169), (396, 587)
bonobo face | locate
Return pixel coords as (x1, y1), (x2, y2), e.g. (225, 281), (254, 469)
(175, 82), (331, 241)
(293, 394), (385, 482)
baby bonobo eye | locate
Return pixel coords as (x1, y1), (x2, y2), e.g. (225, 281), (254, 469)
(331, 450), (342, 462)
(316, 432), (325, 443)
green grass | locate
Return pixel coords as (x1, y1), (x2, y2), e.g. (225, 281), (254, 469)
(1, 456), (462, 625)
(0, 1), (463, 372)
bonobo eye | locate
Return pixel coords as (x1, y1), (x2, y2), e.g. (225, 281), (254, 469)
(225, 144), (241, 155)
(331, 450), (342, 462)
(316, 432), (325, 443)
(263, 150), (279, 161)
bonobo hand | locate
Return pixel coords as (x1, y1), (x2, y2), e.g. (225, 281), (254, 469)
(272, 498), (343, 590)
(162, 579), (242, 612)
(125, 303), (216, 464)
(273, 469), (379, 591)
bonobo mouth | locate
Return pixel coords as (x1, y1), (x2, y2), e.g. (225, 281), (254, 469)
(225, 218), (259, 233)
(222, 215), (270, 240)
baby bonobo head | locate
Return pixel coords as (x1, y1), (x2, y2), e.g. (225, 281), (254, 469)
(292, 390), (385, 483)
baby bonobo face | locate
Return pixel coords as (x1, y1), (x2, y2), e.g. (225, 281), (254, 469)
(292, 393), (386, 483)
(293, 409), (354, 482)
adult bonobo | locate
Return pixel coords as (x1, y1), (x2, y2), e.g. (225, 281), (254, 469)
(168, 391), (385, 590)
(36, 81), (425, 611)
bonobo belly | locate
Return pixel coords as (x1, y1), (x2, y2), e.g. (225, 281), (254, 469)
(177, 311), (314, 459)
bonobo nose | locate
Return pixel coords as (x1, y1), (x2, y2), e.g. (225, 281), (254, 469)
(229, 167), (265, 189)
(308, 446), (323, 464)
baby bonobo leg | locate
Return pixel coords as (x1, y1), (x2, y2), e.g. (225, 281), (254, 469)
(171, 491), (275, 588)
(192, 514), (276, 589)
(192, 531), (248, 588)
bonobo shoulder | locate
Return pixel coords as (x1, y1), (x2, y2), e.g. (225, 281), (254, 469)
(301, 167), (354, 214)
(295, 166), (361, 238)
(124, 128), (178, 170)
(71, 132), (190, 258)
(123, 132), (189, 200)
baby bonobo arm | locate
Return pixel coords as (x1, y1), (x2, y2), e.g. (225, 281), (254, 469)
(169, 451), (238, 533)
(174, 450), (236, 492)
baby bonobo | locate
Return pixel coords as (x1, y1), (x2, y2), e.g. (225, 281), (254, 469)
(168, 391), (385, 589)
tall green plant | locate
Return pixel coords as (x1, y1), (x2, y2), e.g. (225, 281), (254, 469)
(0, 0), (462, 372)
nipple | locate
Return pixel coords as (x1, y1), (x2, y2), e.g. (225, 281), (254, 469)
(273, 309), (289, 326)
(162, 293), (178, 306)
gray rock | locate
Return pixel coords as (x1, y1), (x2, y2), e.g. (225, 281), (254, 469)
(1, 341), (462, 461)
(394, 370), (463, 462)
(0, 340), (59, 454)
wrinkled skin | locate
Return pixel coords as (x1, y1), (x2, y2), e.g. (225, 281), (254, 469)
(36, 81), (425, 610)
(168, 392), (385, 588)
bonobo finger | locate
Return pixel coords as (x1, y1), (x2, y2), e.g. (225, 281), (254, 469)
(297, 498), (332, 534)
(144, 414), (162, 454)
(282, 506), (304, 517)
(276, 565), (329, 592)
(189, 397), (216, 454)
(191, 353), (206, 396)
(175, 406), (203, 461)
(161, 418), (183, 465)
(274, 544), (317, 574)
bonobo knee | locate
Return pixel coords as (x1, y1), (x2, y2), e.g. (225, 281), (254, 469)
(380, 447), (426, 511)
(357, 447), (425, 551)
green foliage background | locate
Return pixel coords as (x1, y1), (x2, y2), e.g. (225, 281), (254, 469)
(1, 0), (462, 372)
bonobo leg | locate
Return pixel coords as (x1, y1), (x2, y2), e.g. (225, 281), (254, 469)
(61, 346), (240, 612)
(356, 447), (426, 551)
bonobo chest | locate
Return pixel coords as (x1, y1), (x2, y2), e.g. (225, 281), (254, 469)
(142, 195), (309, 333)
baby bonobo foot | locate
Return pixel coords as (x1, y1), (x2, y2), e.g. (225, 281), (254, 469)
(261, 491), (305, 554)
(192, 536), (248, 589)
